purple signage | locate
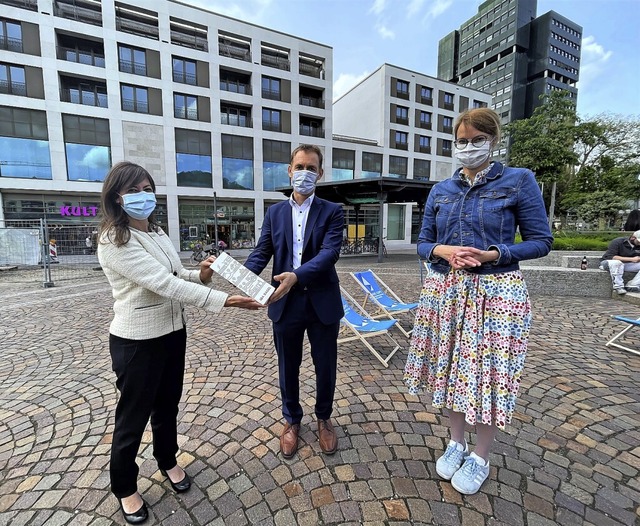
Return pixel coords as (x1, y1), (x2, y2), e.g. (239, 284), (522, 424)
(60, 206), (99, 217)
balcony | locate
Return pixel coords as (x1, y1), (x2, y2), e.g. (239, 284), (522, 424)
(116, 17), (159, 40)
(54, 2), (102, 26)
(395, 91), (410, 100)
(300, 124), (324, 138)
(261, 53), (290, 72)
(262, 88), (280, 101)
(420, 96), (433, 105)
(58, 45), (105, 67)
(442, 126), (453, 134)
(219, 42), (251, 62)
(61, 87), (107, 107)
(220, 79), (251, 95)
(300, 95), (324, 108)
(175, 106), (198, 120)
(393, 143), (408, 151)
(0, 0), (37, 10)
(443, 102), (454, 110)
(419, 121), (432, 130)
(119, 59), (147, 76)
(299, 61), (323, 79)
(221, 114), (252, 128)
(262, 121), (281, 133)
(418, 146), (431, 154)
(171, 30), (208, 52)
(0, 79), (27, 96)
(173, 71), (197, 85)
(122, 98), (148, 113)
(395, 117), (409, 126)
(0, 35), (23, 53)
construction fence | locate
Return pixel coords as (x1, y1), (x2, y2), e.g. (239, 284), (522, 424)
(0, 219), (104, 288)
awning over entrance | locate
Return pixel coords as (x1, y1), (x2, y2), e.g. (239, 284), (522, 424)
(279, 177), (436, 262)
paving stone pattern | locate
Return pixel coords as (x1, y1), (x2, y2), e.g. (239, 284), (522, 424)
(0, 254), (639, 525)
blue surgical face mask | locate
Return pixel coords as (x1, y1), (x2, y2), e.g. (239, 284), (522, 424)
(120, 191), (156, 220)
(291, 170), (318, 195)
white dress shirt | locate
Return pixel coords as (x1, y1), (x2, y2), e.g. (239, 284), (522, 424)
(289, 194), (315, 269)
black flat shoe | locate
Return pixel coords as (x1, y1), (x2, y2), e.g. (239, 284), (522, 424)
(118, 498), (148, 524)
(160, 468), (191, 493)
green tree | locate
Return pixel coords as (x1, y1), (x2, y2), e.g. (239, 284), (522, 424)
(505, 91), (578, 226)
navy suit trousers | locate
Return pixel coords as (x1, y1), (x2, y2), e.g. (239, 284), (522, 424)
(272, 287), (339, 424)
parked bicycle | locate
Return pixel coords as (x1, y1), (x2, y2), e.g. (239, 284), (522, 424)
(189, 242), (219, 265)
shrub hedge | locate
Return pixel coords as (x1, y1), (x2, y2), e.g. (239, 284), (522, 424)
(515, 231), (631, 251)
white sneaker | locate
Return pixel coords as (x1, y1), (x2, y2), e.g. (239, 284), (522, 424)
(615, 288), (627, 295)
(435, 440), (468, 480)
(451, 452), (490, 495)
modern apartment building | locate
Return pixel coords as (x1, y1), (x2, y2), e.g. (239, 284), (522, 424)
(437, 0), (581, 153)
(0, 0), (490, 250)
(333, 64), (491, 242)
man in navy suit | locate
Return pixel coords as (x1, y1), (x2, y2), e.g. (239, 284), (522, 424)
(244, 144), (344, 459)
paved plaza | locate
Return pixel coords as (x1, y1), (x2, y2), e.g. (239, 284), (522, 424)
(1, 253), (639, 526)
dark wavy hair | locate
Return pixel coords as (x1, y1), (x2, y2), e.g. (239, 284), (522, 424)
(98, 161), (158, 247)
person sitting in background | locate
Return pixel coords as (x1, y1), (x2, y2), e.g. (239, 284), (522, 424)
(599, 230), (640, 294)
(624, 209), (640, 232)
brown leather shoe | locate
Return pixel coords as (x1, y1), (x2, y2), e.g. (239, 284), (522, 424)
(317, 419), (338, 455)
(280, 422), (300, 459)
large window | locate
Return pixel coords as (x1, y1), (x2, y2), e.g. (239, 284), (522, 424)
(221, 104), (250, 127)
(413, 159), (430, 180)
(395, 105), (408, 124)
(0, 106), (51, 179)
(394, 131), (408, 149)
(174, 93), (198, 120)
(396, 79), (409, 98)
(221, 134), (253, 190)
(361, 152), (382, 179)
(0, 18), (23, 53)
(118, 44), (146, 75)
(261, 76), (281, 100)
(121, 84), (148, 113)
(173, 56), (196, 85)
(388, 156), (407, 178)
(262, 108), (281, 132)
(175, 128), (211, 188)
(0, 63), (26, 96)
(263, 139), (290, 191)
(419, 111), (432, 128)
(332, 148), (355, 181)
(62, 114), (111, 181)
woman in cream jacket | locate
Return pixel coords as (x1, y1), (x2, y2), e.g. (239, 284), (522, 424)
(98, 161), (262, 524)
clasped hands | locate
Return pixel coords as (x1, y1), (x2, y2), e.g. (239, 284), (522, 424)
(435, 245), (499, 270)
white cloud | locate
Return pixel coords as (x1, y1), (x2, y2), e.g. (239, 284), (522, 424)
(333, 71), (370, 101)
(577, 35), (613, 89)
(406, 0), (426, 18)
(369, 0), (387, 16)
(184, 0), (272, 23)
(376, 23), (395, 39)
(425, 0), (453, 18)
(80, 147), (110, 169)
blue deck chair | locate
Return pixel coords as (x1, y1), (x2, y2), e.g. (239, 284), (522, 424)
(351, 269), (419, 337)
(606, 316), (640, 356)
(339, 288), (402, 368)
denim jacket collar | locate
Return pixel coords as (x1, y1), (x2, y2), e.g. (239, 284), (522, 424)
(452, 161), (505, 185)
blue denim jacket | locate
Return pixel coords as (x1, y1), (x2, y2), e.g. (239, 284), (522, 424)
(418, 162), (553, 275)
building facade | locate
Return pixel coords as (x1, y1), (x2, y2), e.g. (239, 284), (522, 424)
(333, 64), (491, 242)
(437, 0), (581, 154)
(1, 0), (489, 251)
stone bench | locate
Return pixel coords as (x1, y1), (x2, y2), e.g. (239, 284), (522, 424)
(521, 266), (612, 297)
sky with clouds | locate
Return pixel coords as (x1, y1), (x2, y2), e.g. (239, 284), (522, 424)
(185, 0), (639, 118)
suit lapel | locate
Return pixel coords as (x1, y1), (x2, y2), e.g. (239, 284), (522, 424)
(282, 201), (293, 255)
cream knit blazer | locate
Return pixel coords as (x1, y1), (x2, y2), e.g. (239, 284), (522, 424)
(98, 227), (227, 340)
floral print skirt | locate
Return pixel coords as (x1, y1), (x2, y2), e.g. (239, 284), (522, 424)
(403, 268), (531, 430)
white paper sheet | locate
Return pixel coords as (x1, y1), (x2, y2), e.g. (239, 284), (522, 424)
(210, 251), (274, 305)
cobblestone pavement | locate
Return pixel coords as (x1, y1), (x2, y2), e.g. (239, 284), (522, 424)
(1, 254), (639, 525)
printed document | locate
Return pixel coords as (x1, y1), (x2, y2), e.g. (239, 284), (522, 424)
(210, 251), (274, 305)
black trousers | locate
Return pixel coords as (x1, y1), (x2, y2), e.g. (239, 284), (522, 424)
(272, 289), (339, 424)
(109, 327), (186, 498)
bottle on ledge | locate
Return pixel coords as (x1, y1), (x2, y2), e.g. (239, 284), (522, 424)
(581, 256), (588, 270)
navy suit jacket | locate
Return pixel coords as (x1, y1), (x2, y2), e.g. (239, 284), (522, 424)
(244, 196), (344, 324)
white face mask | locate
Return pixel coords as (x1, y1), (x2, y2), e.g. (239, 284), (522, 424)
(454, 141), (492, 169)
(120, 191), (156, 220)
(291, 170), (318, 195)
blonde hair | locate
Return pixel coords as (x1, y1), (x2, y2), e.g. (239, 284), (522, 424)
(454, 108), (502, 147)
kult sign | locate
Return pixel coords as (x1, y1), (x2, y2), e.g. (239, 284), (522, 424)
(60, 206), (99, 217)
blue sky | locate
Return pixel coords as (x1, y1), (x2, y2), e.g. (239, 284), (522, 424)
(186, 0), (639, 119)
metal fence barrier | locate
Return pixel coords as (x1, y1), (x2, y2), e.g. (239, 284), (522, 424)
(0, 218), (104, 288)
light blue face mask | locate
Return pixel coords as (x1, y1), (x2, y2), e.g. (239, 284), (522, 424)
(291, 170), (318, 195)
(120, 191), (156, 220)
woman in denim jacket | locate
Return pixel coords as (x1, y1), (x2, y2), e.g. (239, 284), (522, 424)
(404, 108), (553, 495)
